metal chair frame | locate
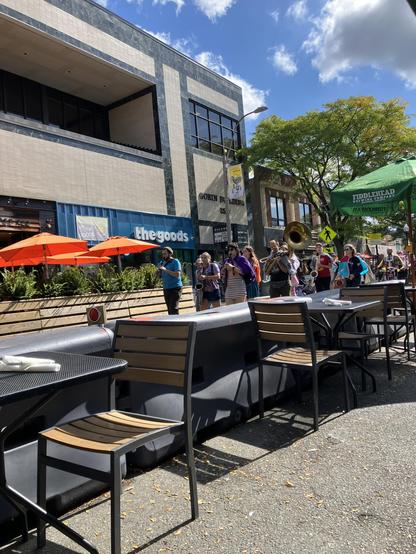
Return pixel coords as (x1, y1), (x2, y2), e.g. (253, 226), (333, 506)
(249, 300), (350, 432)
(37, 320), (198, 554)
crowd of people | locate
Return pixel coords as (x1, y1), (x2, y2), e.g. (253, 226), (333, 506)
(191, 241), (410, 310)
(157, 242), (409, 314)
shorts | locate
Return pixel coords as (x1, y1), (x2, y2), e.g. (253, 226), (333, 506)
(203, 289), (221, 302)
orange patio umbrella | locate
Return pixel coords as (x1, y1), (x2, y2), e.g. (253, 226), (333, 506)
(0, 256), (43, 268)
(88, 236), (158, 271)
(45, 252), (111, 266)
(0, 232), (88, 277)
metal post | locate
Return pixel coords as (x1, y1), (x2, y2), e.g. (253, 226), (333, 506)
(406, 194), (416, 287)
(222, 151), (232, 243)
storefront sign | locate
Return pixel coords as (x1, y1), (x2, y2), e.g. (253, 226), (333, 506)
(76, 215), (109, 242)
(134, 226), (189, 244)
(232, 224), (248, 245)
(213, 223), (228, 244)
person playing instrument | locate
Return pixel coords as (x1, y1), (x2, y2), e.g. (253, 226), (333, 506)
(198, 252), (221, 310)
(221, 243), (255, 305)
(260, 240), (280, 282)
(377, 248), (403, 280)
(313, 242), (332, 292)
(269, 242), (291, 297)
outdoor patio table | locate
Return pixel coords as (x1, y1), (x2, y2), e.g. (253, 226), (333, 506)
(0, 351), (127, 554)
(307, 297), (382, 399)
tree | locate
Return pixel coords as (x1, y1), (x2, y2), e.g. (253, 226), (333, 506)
(246, 96), (416, 254)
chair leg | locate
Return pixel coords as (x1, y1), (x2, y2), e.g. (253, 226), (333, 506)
(360, 341), (367, 392)
(258, 362), (264, 419)
(37, 437), (47, 548)
(384, 326), (392, 380)
(342, 355), (350, 413)
(110, 453), (122, 554)
(184, 423), (199, 520)
(311, 367), (319, 432)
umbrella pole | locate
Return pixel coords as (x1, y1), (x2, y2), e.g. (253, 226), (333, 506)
(43, 245), (49, 280)
(407, 196), (416, 302)
(117, 253), (122, 272)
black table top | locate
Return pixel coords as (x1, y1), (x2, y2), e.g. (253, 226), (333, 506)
(0, 351), (127, 406)
(307, 298), (381, 313)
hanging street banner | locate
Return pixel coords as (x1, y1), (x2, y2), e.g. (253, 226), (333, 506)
(227, 164), (245, 200)
(319, 226), (337, 243)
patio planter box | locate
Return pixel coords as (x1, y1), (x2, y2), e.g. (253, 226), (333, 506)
(0, 286), (195, 337)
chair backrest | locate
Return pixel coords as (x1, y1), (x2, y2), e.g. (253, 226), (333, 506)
(249, 300), (315, 355)
(340, 285), (387, 318)
(359, 282), (408, 321)
(112, 320), (197, 392)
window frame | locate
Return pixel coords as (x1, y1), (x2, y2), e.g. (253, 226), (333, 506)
(266, 189), (286, 228)
(189, 99), (241, 159)
(299, 201), (313, 227)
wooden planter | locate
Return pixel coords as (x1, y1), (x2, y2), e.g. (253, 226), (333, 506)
(0, 286), (195, 337)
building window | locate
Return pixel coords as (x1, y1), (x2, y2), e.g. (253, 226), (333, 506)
(267, 191), (286, 227)
(0, 69), (109, 143)
(189, 100), (241, 159)
(299, 201), (313, 226)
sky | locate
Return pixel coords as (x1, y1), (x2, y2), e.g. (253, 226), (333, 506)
(94, 0), (416, 140)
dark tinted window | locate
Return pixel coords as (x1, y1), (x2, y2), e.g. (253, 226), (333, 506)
(0, 73), (3, 111)
(197, 117), (209, 140)
(94, 111), (107, 140)
(189, 99), (240, 157)
(64, 99), (79, 133)
(79, 107), (94, 137)
(24, 80), (42, 121)
(195, 105), (208, 118)
(4, 72), (24, 116)
(210, 122), (222, 144)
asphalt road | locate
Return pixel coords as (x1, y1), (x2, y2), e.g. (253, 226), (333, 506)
(3, 348), (416, 554)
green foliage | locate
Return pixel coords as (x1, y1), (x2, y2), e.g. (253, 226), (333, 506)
(118, 267), (143, 291)
(89, 266), (120, 293)
(137, 263), (162, 289)
(50, 267), (91, 296)
(246, 96), (416, 253)
(41, 280), (66, 298)
(0, 269), (39, 300)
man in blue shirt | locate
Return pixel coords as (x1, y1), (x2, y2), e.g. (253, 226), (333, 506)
(158, 247), (183, 315)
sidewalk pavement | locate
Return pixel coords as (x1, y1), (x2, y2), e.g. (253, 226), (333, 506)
(2, 347), (416, 554)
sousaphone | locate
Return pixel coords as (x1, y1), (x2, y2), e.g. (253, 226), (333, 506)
(283, 221), (312, 251)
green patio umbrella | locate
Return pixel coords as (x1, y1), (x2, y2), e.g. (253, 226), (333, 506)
(330, 157), (416, 285)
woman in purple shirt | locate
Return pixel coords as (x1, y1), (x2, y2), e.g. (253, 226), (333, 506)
(221, 243), (255, 305)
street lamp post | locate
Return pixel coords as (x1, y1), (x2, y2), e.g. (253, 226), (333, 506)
(222, 105), (268, 243)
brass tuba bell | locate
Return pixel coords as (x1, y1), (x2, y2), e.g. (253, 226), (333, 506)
(283, 221), (312, 250)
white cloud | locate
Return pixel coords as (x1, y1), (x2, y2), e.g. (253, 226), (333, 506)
(193, 0), (236, 21)
(195, 52), (268, 118)
(303, 0), (416, 87)
(143, 28), (195, 56)
(270, 9), (279, 23)
(270, 45), (298, 75)
(153, 0), (184, 14)
(286, 0), (308, 21)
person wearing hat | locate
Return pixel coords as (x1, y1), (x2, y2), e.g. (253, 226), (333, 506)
(158, 247), (183, 315)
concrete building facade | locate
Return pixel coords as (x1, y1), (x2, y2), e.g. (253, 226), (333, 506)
(0, 0), (247, 263)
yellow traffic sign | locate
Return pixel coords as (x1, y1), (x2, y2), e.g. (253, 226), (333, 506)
(323, 246), (335, 254)
(319, 226), (337, 243)
(367, 233), (382, 240)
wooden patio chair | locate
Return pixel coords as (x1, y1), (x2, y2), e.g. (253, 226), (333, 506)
(360, 282), (415, 366)
(37, 320), (198, 554)
(249, 300), (350, 432)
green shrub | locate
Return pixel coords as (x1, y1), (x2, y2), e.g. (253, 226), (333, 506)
(40, 280), (66, 298)
(118, 267), (143, 291)
(0, 269), (39, 300)
(89, 266), (120, 293)
(50, 267), (91, 296)
(137, 263), (162, 289)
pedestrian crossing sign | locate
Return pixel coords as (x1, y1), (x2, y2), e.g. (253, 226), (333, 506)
(323, 246), (335, 254)
(319, 226), (337, 243)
